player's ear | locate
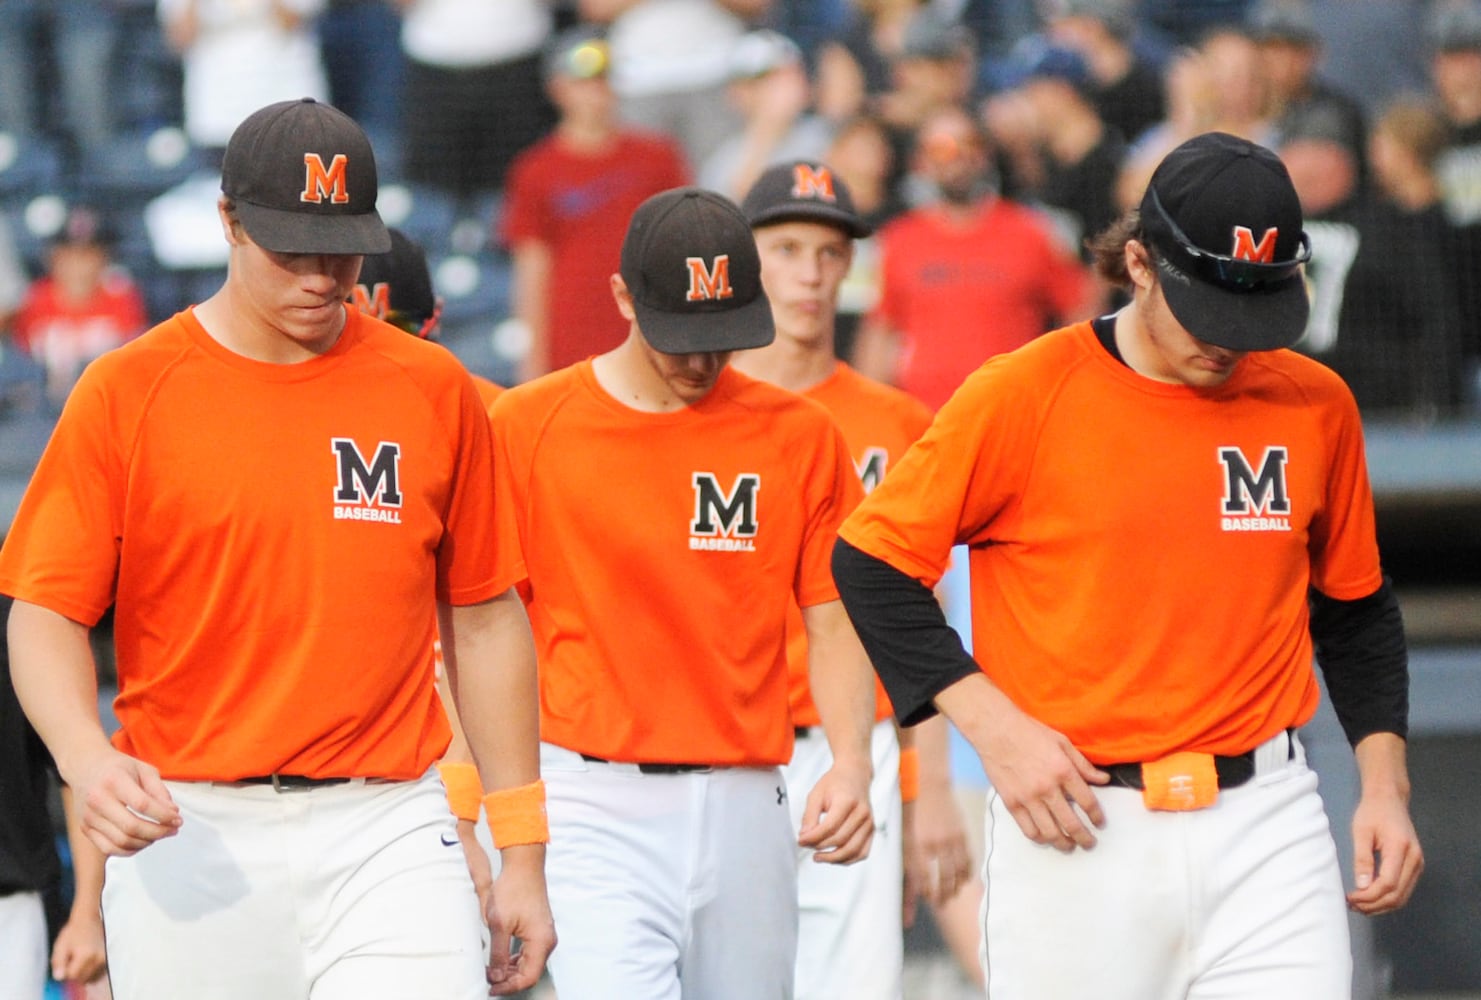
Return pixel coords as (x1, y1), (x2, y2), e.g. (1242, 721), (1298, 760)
(610, 273), (637, 322)
(218, 197), (245, 247)
(1125, 238), (1157, 293)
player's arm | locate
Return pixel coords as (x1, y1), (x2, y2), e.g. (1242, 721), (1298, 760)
(831, 539), (1107, 852)
(1309, 580), (1423, 914)
(510, 240), (552, 383)
(50, 783), (108, 985)
(906, 714), (971, 907)
(439, 593), (556, 995)
(798, 598), (876, 865)
(7, 600), (180, 856)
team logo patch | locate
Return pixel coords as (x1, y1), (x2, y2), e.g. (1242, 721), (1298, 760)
(351, 282), (390, 319)
(685, 256), (734, 302)
(332, 438), (403, 523)
(302, 153), (350, 205)
(1218, 445), (1291, 532)
(855, 447), (888, 494)
(1231, 225), (1277, 262)
(791, 163), (837, 203)
(690, 472), (759, 551)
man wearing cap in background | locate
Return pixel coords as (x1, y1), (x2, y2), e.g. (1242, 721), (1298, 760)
(489, 185), (876, 999)
(0, 97), (554, 999)
(833, 131), (1423, 994)
(732, 160), (972, 1000)
(351, 225), (505, 411)
(502, 26), (689, 384)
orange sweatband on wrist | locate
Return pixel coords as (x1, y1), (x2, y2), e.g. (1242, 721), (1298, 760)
(483, 779), (550, 848)
(898, 746), (921, 804)
(437, 762), (484, 822)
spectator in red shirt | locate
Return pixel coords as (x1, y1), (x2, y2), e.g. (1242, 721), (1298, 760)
(500, 26), (690, 382)
(854, 104), (1098, 410)
(12, 207), (146, 407)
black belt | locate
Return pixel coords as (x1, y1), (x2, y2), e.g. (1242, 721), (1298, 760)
(1102, 731), (1294, 792)
(236, 774), (353, 792)
(579, 754), (711, 775)
(794, 726), (814, 739)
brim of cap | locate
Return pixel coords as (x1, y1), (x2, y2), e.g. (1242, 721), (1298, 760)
(236, 201), (392, 256)
(750, 204), (873, 239)
(631, 291), (776, 354)
(1157, 260), (1309, 352)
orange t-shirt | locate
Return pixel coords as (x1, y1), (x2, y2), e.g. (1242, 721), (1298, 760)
(472, 373), (504, 415)
(787, 362), (933, 728)
(0, 308), (518, 780)
(491, 361), (861, 766)
(840, 322), (1383, 763)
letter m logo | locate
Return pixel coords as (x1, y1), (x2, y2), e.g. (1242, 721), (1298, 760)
(333, 438), (402, 507)
(856, 447), (888, 494)
(351, 282), (390, 319)
(691, 472), (759, 537)
(791, 163), (837, 202)
(302, 153), (350, 204)
(1231, 226), (1277, 262)
(1219, 446), (1289, 515)
(686, 256), (733, 302)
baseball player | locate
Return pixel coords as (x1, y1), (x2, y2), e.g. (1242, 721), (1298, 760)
(833, 131), (1424, 995)
(0, 98), (553, 999)
(351, 225), (503, 411)
(730, 160), (972, 1000)
(489, 186), (878, 999)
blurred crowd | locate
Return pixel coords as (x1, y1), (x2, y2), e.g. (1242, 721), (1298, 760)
(1, 0), (1480, 422)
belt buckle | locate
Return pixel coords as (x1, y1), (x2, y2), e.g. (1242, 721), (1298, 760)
(270, 773), (314, 793)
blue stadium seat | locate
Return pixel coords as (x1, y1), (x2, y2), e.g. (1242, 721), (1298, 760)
(0, 132), (67, 208)
(75, 127), (205, 206)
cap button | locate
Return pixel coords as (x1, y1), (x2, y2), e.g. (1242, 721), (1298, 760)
(299, 97), (318, 104)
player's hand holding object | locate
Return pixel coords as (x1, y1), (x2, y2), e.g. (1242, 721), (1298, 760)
(798, 753), (875, 864)
(69, 746), (182, 856)
(939, 674), (1108, 853)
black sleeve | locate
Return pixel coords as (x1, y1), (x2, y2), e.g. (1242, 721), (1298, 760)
(832, 538), (980, 726)
(1309, 577), (1409, 746)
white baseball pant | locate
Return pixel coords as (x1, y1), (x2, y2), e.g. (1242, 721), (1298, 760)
(784, 719), (903, 1000)
(102, 770), (486, 1000)
(540, 741), (798, 1000)
(0, 889), (48, 999)
(979, 730), (1351, 998)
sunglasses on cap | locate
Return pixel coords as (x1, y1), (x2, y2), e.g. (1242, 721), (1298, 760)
(557, 39), (610, 79)
(1147, 187), (1312, 292)
(384, 299), (443, 340)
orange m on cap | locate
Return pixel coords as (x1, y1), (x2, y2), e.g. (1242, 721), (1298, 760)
(791, 163), (836, 202)
(1231, 226), (1277, 262)
(686, 256), (734, 302)
(302, 153), (350, 204)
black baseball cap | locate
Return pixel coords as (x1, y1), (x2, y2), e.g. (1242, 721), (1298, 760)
(1139, 132), (1312, 352)
(353, 228), (441, 337)
(741, 160), (872, 238)
(221, 98), (391, 256)
(619, 187), (774, 354)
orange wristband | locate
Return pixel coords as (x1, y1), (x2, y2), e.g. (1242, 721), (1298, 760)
(898, 746), (921, 804)
(483, 779), (550, 848)
(437, 762), (483, 822)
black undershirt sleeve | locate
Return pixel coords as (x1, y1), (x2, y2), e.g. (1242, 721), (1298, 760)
(832, 538), (979, 727)
(1309, 577), (1409, 746)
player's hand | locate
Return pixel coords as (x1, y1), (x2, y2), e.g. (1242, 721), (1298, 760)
(70, 748), (181, 856)
(455, 819), (494, 917)
(799, 756), (874, 864)
(50, 907), (107, 984)
(971, 707), (1107, 853)
(900, 801), (926, 927)
(484, 844), (556, 996)
(1347, 789), (1423, 915)
(908, 780), (972, 907)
